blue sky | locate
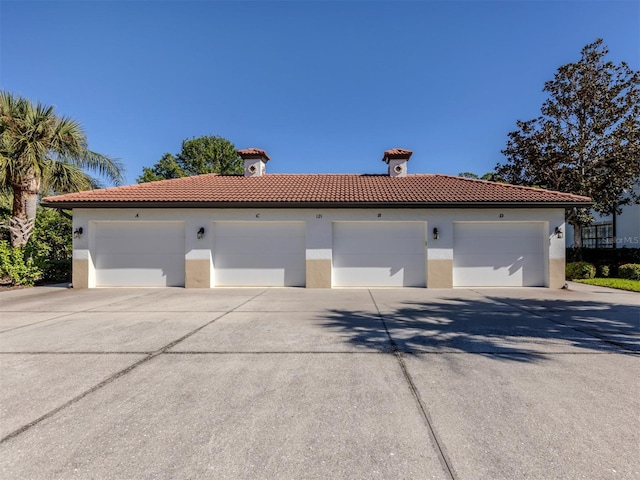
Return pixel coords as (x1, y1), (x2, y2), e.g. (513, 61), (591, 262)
(1, 0), (638, 185)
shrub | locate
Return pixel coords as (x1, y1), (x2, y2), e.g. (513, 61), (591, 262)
(24, 208), (72, 283)
(596, 265), (610, 278)
(0, 207), (72, 285)
(0, 240), (43, 286)
(566, 248), (640, 277)
(618, 264), (640, 281)
(566, 261), (596, 280)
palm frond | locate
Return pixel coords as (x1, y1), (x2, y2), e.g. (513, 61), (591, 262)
(64, 149), (125, 186)
(1, 90), (125, 194)
(40, 161), (94, 195)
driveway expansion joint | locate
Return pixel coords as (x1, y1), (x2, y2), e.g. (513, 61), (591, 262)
(0, 289), (162, 334)
(0, 351), (151, 355)
(0, 312), (79, 333)
(164, 350), (389, 354)
(0, 289), (267, 445)
(368, 290), (458, 480)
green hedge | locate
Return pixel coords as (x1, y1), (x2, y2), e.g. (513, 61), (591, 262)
(567, 248), (640, 277)
(566, 262), (596, 280)
(0, 241), (42, 286)
(1, 207), (72, 285)
(619, 264), (640, 281)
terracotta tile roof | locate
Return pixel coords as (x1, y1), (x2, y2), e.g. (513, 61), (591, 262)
(382, 148), (413, 162)
(41, 174), (591, 208)
(238, 148), (270, 161)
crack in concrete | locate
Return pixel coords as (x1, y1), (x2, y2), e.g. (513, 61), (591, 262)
(368, 290), (458, 480)
(0, 290), (267, 444)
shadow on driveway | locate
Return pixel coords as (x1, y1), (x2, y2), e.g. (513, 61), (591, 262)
(319, 295), (639, 361)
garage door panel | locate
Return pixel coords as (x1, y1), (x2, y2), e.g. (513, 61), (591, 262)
(95, 222), (185, 287)
(332, 222), (425, 287)
(333, 253), (424, 268)
(454, 265), (545, 287)
(214, 227), (301, 239)
(213, 234), (304, 254)
(96, 223), (183, 238)
(335, 236), (424, 254)
(214, 267), (305, 287)
(95, 237), (184, 255)
(454, 254), (545, 272)
(213, 222), (305, 287)
(334, 268), (423, 287)
(453, 223), (546, 287)
(454, 253), (522, 267)
(453, 237), (544, 255)
(96, 255), (186, 287)
(333, 223), (425, 250)
(460, 223), (541, 236)
(96, 253), (185, 268)
(215, 253), (305, 269)
(333, 268), (420, 287)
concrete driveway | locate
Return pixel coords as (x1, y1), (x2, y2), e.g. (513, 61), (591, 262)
(0, 284), (638, 479)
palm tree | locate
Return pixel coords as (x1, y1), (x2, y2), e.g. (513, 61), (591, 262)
(0, 91), (123, 247)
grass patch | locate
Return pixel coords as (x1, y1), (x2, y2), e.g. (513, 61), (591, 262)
(574, 278), (640, 292)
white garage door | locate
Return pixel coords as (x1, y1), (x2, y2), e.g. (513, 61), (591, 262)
(332, 222), (426, 287)
(95, 222), (185, 287)
(453, 223), (546, 287)
(212, 222), (305, 287)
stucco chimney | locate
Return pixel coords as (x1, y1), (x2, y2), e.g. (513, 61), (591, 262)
(382, 148), (412, 177)
(238, 148), (270, 177)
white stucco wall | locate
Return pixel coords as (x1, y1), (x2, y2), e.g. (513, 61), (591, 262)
(72, 207), (566, 287)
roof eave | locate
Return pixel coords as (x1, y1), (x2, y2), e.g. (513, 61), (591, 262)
(40, 200), (593, 210)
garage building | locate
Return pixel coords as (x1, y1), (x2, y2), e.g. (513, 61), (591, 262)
(41, 148), (590, 289)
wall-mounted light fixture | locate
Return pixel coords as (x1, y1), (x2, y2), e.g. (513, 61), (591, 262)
(73, 227), (83, 239)
(433, 227), (439, 240)
(197, 227), (205, 239)
(555, 227), (563, 239)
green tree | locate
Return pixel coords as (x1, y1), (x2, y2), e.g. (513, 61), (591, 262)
(458, 172), (496, 181)
(138, 135), (242, 183)
(496, 39), (640, 247)
(0, 92), (123, 247)
(137, 153), (185, 183)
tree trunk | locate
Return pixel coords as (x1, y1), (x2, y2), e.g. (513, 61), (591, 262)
(572, 222), (583, 249)
(612, 210), (617, 249)
(9, 176), (40, 248)
(566, 209), (583, 249)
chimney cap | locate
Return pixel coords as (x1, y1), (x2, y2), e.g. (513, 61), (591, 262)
(382, 148), (413, 163)
(238, 148), (271, 162)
